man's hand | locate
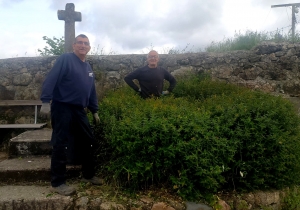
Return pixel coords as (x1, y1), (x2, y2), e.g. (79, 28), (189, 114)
(93, 113), (100, 125)
(162, 90), (169, 95)
(40, 103), (51, 119)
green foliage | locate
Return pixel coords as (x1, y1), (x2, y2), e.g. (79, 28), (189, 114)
(206, 31), (266, 52)
(97, 89), (224, 199)
(205, 30), (300, 53)
(38, 36), (64, 56)
(202, 90), (300, 191)
(282, 185), (300, 210)
(172, 73), (244, 101)
(93, 74), (300, 201)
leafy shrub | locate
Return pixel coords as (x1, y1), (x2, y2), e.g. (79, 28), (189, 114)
(38, 36), (64, 56)
(282, 185), (300, 210)
(202, 91), (300, 191)
(172, 73), (245, 102)
(97, 89), (227, 199)
(94, 75), (300, 200)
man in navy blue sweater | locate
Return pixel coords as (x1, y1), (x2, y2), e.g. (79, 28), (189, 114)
(40, 34), (101, 196)
(124, 50), (176, 98)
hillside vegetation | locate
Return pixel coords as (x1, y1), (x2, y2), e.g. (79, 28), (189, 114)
(205, 30), (300, 53)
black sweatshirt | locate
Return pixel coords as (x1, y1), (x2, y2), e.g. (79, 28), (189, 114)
(40, 53), (98, 113)
(124, 65), (176, 98)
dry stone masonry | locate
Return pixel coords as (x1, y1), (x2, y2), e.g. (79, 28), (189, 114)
(1, 42), (300, 101)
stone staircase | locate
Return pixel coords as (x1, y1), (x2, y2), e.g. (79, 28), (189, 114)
(0, 128), (83, 209)
(0, 129), (212, 210)
(0, 128), (193, 210)
(0, 128), (81, 184)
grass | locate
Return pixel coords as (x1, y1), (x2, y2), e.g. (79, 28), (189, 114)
(139, 29), (300, 54)
(35, 29), (300, 57)
(205, 30), (300, 53)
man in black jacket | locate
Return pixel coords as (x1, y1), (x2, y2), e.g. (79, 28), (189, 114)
(124, 50), (176, 98)
(40, 34), (102, 196)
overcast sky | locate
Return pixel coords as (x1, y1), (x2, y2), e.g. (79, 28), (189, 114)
(1, 0), (300, 59)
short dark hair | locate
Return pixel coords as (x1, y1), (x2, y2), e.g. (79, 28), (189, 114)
(74, 34), (89, 43)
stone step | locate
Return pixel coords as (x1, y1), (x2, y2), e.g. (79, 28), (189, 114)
(0, 155), (81, 184)
(0, 185), (188, 210)
(0, 185), (75, 210)
(8, 128), (52, 157)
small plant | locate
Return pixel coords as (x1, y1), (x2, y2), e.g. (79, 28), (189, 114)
(46, 193), (54, 197)
(38, 36), (64, 56)
(282, 185), (300, 210)
(79, 181), (87, 189)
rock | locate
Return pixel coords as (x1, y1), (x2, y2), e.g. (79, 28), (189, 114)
(218, 199), (231, 210)
(185, 201), (213, 210)
(100, 201), (126, 210)
(151, 202), (175, 210)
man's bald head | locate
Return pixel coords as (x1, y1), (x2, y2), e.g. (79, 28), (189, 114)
(147, 50), (159, 68)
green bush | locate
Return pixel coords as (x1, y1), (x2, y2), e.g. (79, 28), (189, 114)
(172, 73), (245, 101)
(94, 75), (300, 201)
(202, 91), (300, 191)
(97, 89), (226, 199)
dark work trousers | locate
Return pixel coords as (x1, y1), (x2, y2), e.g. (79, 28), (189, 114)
(50, 101), (96, 187)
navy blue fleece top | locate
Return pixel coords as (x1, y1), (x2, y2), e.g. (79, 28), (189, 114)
(40, 53), (98, 113)
(124, 65), (177, 98)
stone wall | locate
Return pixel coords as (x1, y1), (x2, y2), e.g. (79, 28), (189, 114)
(1, 42), (300, 102)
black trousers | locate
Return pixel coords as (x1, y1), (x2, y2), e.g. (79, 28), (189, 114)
(50, 101), (96, 187)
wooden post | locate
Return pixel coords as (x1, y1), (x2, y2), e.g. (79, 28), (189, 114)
(292, 5), (296, 40)
(271, 3), (300, 41)
(57, 3), (82, 53)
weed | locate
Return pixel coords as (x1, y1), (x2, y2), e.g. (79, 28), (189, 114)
(46, 193), (54, 197)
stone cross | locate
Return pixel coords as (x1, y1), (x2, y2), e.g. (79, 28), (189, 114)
(57, 3), (82, 53)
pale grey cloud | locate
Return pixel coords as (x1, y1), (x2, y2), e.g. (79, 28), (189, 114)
(0, 0), (24, 7)
(44, 0), (300, 54)
(1, 0), (299, 58)
(70, 0), (227, 52)
(250, 0), (300, 33)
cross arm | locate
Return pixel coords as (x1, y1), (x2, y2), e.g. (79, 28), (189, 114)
(271, 3), (300, 8)
(57, 10), (82, 21)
